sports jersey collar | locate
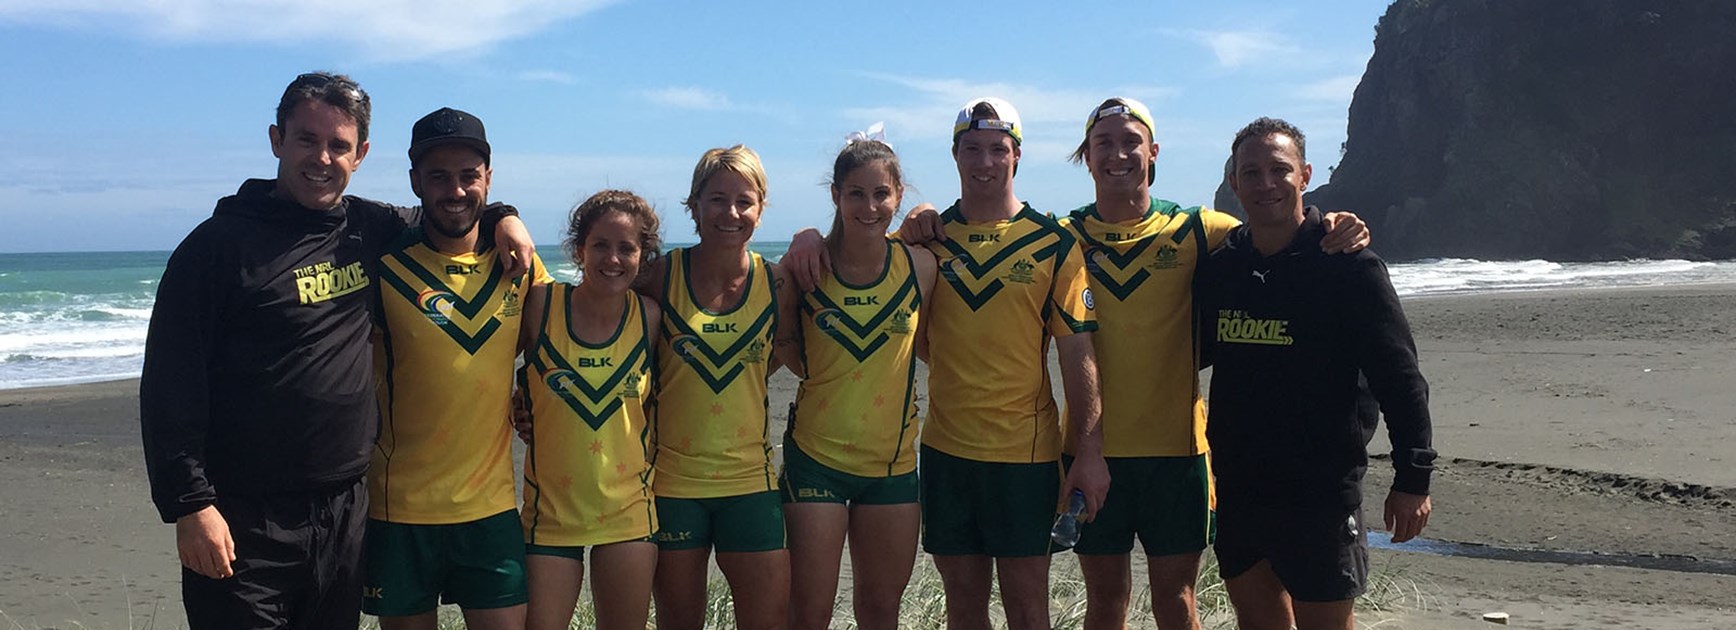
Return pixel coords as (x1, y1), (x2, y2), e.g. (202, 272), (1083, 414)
(829, 237), (895, 290)
(564, 284), (634, 350)
(415, 226), (494, 259)
(940, 201), (1037, 226)
(1073, 196), (1180, 224)
(680, 247), (760, 316)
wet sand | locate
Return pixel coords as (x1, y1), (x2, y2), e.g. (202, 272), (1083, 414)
(2, 284), (1733, 628)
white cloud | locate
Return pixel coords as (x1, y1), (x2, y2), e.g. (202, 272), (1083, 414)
(514, 69), (577, 85)
(639, 87), (733, 111)
(1183, 30), (1299, 68)
(0, 0), (617, 62)
(1292, 74), (1362, 103)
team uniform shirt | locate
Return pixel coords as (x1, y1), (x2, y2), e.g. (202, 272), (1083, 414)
(654, 248), (779, 498)
(789, 238), (923, 477)
(1196, 207), (1435, 509)
(369, 229), (552, 524)
(519, 285), (657, 546)
(1058, 198), (1240, 458)
(922, 204), (1097, 464)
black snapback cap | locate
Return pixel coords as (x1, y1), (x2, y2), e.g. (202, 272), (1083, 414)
(408, 107), (490, 166)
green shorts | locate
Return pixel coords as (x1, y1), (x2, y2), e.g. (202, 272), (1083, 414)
(1063, 454), (1215, 556)
(362, 509), (528, 616)
(653, 491), (786, 552)
(780, 437), (918, 505)
(919, 445), (1060, 557)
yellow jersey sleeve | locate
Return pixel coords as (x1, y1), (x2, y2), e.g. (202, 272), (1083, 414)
(1201, 209), (1242, 252)
(1046, 231), (1096, 337)
(531, 253), (556, 286)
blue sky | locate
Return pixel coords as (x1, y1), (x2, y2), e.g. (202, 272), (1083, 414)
(0, 0), (1392, 253)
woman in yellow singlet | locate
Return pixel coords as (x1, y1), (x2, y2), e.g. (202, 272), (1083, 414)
(780, 136), (938, 629)
(634, 145), (800, 630)
(517, 191), (663, 630)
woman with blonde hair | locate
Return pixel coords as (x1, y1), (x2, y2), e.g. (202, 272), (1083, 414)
(635, 145), (800, 630)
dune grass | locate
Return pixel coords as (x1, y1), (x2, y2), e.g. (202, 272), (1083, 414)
(359, 551), (1430, 629)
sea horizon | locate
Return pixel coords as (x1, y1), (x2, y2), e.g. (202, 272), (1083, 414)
(4, 248), (1736, 390)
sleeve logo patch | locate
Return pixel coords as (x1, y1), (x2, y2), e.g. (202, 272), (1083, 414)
(1082, 288), (1095, 310)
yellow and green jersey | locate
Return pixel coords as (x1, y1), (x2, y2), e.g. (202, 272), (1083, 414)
(789, 238), (922, 477)
(1058, 199), (1240, 458)
(519, 285), (657, 546)
(370, 230), (552, 524)
(923, 204), (1097, 464)
(654, 248), (778, 498)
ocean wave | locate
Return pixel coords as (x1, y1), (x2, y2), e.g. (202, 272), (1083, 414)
(0, 291), (70, 307)
(4, 345), (146, 360)
(0, 327), (149, 354)
(1388, 258), (1736, 296)
(0, 369), (144, 389)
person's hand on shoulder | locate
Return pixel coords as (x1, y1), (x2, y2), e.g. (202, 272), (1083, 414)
(1320, 211), (1370, 254)
(783, 228), (829, 292)
(1383, 490), (1431, 543)
(896, 203), (945, 245)
(176, 505), (236, 579)
(493, 211), (536, 277)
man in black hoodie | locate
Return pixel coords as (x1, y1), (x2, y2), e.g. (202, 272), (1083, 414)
(1195, 118), (1434, 630)
(138, 72), (533, 630)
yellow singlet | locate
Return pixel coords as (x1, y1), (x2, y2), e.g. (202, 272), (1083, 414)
(790, 238), (922, 477)
(654, 248), (778, 498)
(519, 285), (657, 546)
(370, 231), (551, 524)
(923, 204), (1096, 464)
(1058, 199), (1240, 458)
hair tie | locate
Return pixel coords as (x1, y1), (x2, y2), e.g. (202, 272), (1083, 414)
(844, 122), (889, 149)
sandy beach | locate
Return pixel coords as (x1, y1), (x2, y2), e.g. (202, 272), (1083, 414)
(2, 284), (1733, 628)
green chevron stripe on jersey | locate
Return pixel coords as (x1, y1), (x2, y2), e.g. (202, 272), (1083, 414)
(378, 264), (518, 355)
(661, 306), (774, 394)
(801, 277), (916, 363)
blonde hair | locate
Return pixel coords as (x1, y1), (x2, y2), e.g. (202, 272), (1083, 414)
(682, 145), (769, 223)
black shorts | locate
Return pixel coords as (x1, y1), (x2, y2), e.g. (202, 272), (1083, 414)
(1214, 503), (1367, 603)
(181, 478), (368, 630)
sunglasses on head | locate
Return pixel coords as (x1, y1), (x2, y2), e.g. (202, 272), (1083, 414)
(292, 73), (366, 103)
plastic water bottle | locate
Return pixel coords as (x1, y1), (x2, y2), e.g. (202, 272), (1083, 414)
(1051, 490), (1087, 547)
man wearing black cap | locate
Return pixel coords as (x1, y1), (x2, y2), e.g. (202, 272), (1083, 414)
(140, 76), (536, 629)
(360, 107), (550, 630)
